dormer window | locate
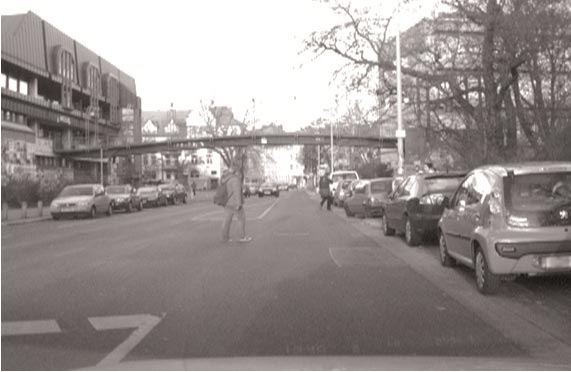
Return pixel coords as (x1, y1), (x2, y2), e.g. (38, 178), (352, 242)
(54, 47), (75, 109)
(83, 63), (101, 96)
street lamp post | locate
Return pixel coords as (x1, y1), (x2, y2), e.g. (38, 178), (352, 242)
(396, 15), (405, 175)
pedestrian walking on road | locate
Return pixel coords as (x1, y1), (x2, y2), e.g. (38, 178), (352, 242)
(219, 165), (252, 243)
(319, 172), (333, 211)
(191, 180), (196, 198)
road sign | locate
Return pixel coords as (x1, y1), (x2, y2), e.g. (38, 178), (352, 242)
(396, 129), (406, 138)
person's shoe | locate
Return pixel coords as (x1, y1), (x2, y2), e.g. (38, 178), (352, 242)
(238, 236), (253, 243)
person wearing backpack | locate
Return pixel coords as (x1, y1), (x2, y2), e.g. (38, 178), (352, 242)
(217, 165), (252, 243)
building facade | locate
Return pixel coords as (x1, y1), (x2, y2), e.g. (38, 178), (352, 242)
(1, 11), (142, 187)
(142, 108), (222, 189)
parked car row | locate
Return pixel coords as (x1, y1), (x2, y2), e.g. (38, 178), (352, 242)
(243, 181), (297, 198)
(336, 162), (571, 295)
(50, 182), (189, 220)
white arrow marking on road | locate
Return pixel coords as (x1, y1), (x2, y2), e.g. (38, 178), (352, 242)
(88, 313), (163, 367)
(2, 320), (61, 336)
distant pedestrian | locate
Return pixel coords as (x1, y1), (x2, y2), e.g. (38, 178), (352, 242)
(319, 172), (333, 211)
(219, 165), (252, 243)
(191, 180), (196, 197)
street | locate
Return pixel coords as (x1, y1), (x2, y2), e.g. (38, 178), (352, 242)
(2, 190), (571, 370)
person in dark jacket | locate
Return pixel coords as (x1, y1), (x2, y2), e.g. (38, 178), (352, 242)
(319, 172), (333, 211)
(220, 165), (252, 243)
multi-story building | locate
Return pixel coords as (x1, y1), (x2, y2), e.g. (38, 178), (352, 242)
(141, 108), (189, 182)
(1, 11), (141, 186)
(142, 108), (223, 189)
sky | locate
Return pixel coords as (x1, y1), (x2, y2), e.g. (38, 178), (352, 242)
(1, 0), (437, 131)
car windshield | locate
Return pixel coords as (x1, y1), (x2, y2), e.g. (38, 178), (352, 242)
(505, 172), (571, 213)
(370, 181), (392, 193)
(332, 173), (358, 184)
(425, 177), (464, 194)
(59, 186), (93, 197)
(106, 186), (129, 194)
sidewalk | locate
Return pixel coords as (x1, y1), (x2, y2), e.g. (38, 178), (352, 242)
(2, 205), (51, 226)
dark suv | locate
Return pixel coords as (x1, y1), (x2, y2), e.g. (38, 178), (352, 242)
(159, 182), (188, 204)
(106, 184), (143, 213)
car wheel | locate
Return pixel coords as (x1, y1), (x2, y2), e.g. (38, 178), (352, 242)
(404, 216), (420, 246)
(475, 247), (500, 295)
(52, 214), (60, 221)
(106, 204), (113, 216)
(126, 202), (132, 213)
(182, 196), (187, 204)
(344, 204), (354, 217)
(439, 233), (456, 267)
(138, 201), (143, 211)
(90, 206), (96, 219)
(382, 214), (395, 236)
(364, 207), (371, 219)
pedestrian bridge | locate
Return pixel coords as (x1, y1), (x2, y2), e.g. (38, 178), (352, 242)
(55, 133), (398, 158)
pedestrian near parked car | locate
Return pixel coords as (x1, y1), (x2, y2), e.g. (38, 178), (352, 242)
(319, 173), (333, 211)
(220, 165), (252, 243)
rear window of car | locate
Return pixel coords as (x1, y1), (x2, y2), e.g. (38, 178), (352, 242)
(331, 172), (358, 184)
(371, 181), (392, 193)
(106, 186), (128, 194)
(138, 187), (156, 193)
(504, 172), (571, 217)
(159, 185), (175, 191)
(60, 186), (93, 197)
(425, 177), (464, 194)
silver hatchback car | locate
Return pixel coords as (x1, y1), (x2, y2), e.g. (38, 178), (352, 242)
(438, 162), (571, 294)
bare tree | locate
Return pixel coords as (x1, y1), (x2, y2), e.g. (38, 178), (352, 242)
(304, 0), (571, 167)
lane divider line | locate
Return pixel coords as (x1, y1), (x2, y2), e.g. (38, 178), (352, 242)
(257, 198), (280, 220)
(2, 320), (61, 336)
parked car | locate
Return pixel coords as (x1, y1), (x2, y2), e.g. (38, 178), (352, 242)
(344, 178), (393, 218)
(50, 184), (112, 220)
(333, 179), (354, 207)
(330, 170), (359, 194)
(137, 185), (168, 207)
(288, 183), (298, 190)
(278, 183), (289, 192)
(381, 172), (467, 246)
(438, 162), (571, 295)
(159, 182), (187, 204)
(258, 183), (280, 197)
(106, 184), (143, 212)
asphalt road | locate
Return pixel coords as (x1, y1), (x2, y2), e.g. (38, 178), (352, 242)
(2, 190), (571, 370)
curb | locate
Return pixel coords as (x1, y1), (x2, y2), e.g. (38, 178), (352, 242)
(2, 216), (51, 226)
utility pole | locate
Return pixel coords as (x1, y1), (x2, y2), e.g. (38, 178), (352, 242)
(330, 122), (334, 173)
(396, 15), (405, 175)
(100, 147), (104, 185)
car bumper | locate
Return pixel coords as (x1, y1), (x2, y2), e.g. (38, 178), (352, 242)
(111, 200), (130, 209)
(141, 198), (159, 206)
(50, 205), (91, 216)
(366, 205), (384, 217)
(483, 229), (571, 274)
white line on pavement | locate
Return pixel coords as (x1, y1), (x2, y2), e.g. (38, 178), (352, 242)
(257, 198), (280, 220)
(89, 313), (164, 367)
(2, 320), (61, 336)
(328, 247), (343, 268)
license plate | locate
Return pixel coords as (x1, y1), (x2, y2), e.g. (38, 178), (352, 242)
(265, 191), (271, 195)
(541, 256), (571, 270)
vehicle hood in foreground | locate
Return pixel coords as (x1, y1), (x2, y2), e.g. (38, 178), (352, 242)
(85, 355), (570, 371)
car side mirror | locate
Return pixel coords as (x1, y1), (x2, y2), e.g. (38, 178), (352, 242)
(441, 196), (450, 209)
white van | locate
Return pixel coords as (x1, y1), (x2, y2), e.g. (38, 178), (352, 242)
(330, 171), (359, 193)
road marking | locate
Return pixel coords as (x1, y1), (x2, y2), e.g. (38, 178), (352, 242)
(257, 198), (280, 220)
(88, 313), (164, 367)
(2, 320), (61, 336)
(274, 232), (310, 237)
(328, 247), (343, 268)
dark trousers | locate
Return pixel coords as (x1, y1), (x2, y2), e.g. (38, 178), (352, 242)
(320, 195), (332, 210)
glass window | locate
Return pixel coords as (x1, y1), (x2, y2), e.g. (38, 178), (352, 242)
(371, 180), (392, 193)
(19, 80), (28, 95)
(8, 77), (18, 92)
(1, 73), (6, 89)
